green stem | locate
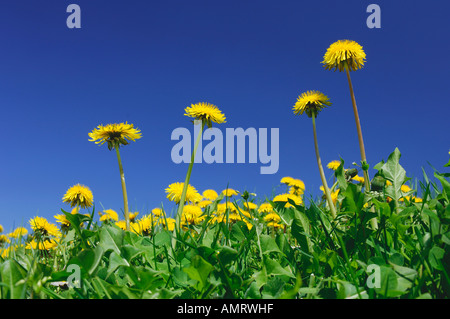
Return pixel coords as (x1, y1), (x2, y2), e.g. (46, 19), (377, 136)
(115, 144), (130, 231)
(311, 114), (337, 219)
(176, 120), (205, 228)
(345, 64), (378, 230)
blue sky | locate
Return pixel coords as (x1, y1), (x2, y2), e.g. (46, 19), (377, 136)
(0, 0), (449, 232)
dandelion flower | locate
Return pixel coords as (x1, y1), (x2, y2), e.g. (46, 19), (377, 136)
(129, 212), (139, 221)
(166, 182), (202, 204)
(293, 90), (332, 118)
(263, 213), (281, 224)
(273, 193), (303, 208)
(29, 217), (60, 237)
(181, 205), (205, 225)
(320, 186), (340, 204)
(322, 39), (366, 72)
(160, 218), (176, 231)
(221, 188), (239, 197)
(151, 207), (164, 217)
(0, 235), (10, 245)
(184, 102), (226, 128)
(327, 160), (341, 170)
(0, 224), (3, 233)
(258, 203), (274, 214)
(8, 227), (28, 239)
(243, 202), (258, 210)
(26, 239), (59, 251)
(202, 189), (219, 201)
(352, 175), (365, 184)
(99, 209), (119, 222)
(62, 184), (94, 209)
(198, 200), (212, 208)
(88, 122), (142, 150)
(280, 177), (294, 185)
(401, 185), (412, 193)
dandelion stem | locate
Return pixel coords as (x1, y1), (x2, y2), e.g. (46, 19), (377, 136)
(114, 145), (130, 231)
(176, 120), (205, 228)
(344, 66), (370, 191)
(311, 114), (337, 219)
(345, 65), (378, 230)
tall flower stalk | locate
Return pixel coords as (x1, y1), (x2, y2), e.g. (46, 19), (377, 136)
(322, 39), (378, 229)
(88, 122), (142, 231)
(176, 120), (205, 227)
(176, 102), (226, 228)
(293, 91), (337, 219)
(322, 39), (370, 191)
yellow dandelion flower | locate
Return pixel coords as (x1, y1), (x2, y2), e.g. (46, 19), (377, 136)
(99, 209), (119, 222)
(243, 202), (258, 210)
(151, 207), (164, 217)
(115, 220), (127, 230)
(273, 193), (303, 208)
(322, 39), (366, 72)
(129, 212), (139, 221)
(401, 184), (412, 193)
(137, 215), (156, 235)
(184, 102), (226, 128)
(267, 222), (283, 229)
(181, 205), (205, 225)
(264, 213), (281, 224)
(29, 217), (60, 237)
(320, 186), (340, 204)
(160, 218), (176, 231)
(221, 188), (239, 197)
(0, 224), (3, 233)
(293, 90), (332, 118)
(352, 175), (365, 184)
(0, 234), (10, 245)
(280, 177), (294, 185)
(54, 214), (71, 227)
(166, 182), (202, 204)
(62, 184), (94, 209)
(288, 178), (305, 191)
(198, 200), (212, 209)
(88, 122), (142, 150)
(258, 203), (274, 214)
(327, 160), (341, 170)
(202, 189), (219, 201)
(26, 239), (59, 251)
(8, 227), (28, 239)
(216, 203), (237, 214)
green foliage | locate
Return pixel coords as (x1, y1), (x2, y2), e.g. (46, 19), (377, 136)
(0, 148), (449, 299)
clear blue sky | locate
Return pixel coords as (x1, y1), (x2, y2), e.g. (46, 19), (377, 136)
(1, 0), (449, 232)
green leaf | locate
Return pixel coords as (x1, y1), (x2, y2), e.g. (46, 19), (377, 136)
(291, 209), (313, 254)
(341, 182), (365, 214)
(434, 172), (450, 202)
(336, 159), (348, 191)
(261, 276), (285, 299)
(217, 246), (238, 266)
(107, 251), (129, 276)
(379, 148), (409, 202)
(99, 226), (123, 255)
(121, 245), (144, 263)
(244, 281), (262, 299)
(260, 235), (282, 255)
(0, 259), (27, 299)
(183, 255), (214, 291)
(428, 246), (445, 270)
(263, 257), (295, 278)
